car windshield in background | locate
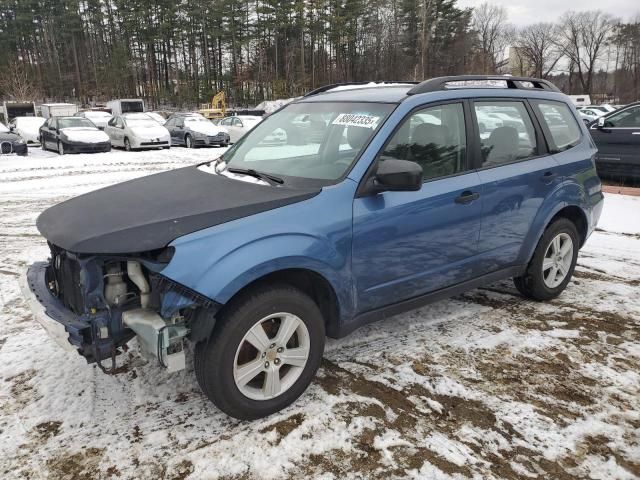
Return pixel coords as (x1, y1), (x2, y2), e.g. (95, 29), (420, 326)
(126, 118), (157, 127)
(58, 118), (95, 129)
(185, 117), (210, 124)
(221, 102), (394, 182)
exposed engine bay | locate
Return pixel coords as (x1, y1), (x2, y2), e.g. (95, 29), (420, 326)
(44, 244), (218, 373)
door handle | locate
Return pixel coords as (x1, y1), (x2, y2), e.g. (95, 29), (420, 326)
(541, 171), (558, 184)
(455, 191), (480, 204)
(632, 132), (640, 135)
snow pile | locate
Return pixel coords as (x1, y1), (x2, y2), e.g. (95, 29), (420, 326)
(254, 98), (295, 113)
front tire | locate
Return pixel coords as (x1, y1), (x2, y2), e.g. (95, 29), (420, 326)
(57, 141), (65, 155)
(185, 134), (194, 149)
(514, 218), (579, 301)
(195, 285), (325, 420)
(124, 137), (132, 151)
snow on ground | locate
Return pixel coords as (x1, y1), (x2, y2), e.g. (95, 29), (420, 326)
(0, 150), (639, 479)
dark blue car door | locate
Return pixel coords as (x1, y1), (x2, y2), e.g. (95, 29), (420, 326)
(352, 101), (483, 313)
(470, 99), (560, 272)
(589, 104), (640, 177)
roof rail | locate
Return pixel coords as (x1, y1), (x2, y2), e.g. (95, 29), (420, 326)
(407, 75), (561, 95)
(304, 81), (419, 97)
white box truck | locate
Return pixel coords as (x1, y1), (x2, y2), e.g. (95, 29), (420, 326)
(106, 99), (145, 116)
(568, 95), (591, 107)
(41, 103), (79, 119)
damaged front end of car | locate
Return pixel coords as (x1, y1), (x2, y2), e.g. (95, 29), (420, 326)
(22, 243), (219, 373)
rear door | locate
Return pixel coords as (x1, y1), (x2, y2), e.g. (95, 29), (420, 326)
(352, 101), (483, 313)
(471, 99), (559, 272)
(589, 104), (640, 179)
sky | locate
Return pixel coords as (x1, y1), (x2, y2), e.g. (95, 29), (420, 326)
(456, 0), (639, 26)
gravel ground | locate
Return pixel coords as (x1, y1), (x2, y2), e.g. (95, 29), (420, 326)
(0, 149), (639, 480)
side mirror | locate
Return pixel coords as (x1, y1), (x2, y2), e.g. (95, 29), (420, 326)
(597, 117), (605, 128)
(370, 159), (423, 194)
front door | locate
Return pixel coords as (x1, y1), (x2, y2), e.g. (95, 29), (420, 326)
(470, 99), (559, 272)
(589, 104), (640, 178)
(352, 102), (483, 313)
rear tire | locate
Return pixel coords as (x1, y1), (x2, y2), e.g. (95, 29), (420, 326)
(194, 284), (325, 420)
(514, 218), (579, 301)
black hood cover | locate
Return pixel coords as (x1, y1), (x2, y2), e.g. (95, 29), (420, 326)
(37, 165), (320, 254)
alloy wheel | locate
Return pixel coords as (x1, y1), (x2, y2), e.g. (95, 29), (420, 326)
(542, 232), (573, 289)
(233, 313), (310, 401)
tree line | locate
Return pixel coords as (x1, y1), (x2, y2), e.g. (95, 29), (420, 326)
(0, 0), (638, 108)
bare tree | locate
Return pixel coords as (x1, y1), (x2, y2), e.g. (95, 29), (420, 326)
(515, 23), (562, 78)
(556, 11), (615, 95)
(0, 59), (40, 101)
(472, 3), (513, 73)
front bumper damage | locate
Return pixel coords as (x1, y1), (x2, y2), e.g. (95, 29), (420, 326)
(21, 249), (219, 373)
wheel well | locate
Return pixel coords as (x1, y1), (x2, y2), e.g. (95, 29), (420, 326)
(549, 206), (588, 247)
(226, 269), (340, 334)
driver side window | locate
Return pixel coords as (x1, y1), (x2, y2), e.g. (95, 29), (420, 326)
(380, 103), (467, 181)
(604, 106), (640, 128)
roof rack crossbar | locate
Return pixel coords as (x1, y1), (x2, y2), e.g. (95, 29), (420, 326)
(407, 75), (561, 95)
(304, 81), (420, 97)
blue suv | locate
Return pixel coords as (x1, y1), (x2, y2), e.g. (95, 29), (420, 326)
(22, 76), (604, 419)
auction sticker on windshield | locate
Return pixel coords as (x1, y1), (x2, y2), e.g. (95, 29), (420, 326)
(332, 113), (380, 129)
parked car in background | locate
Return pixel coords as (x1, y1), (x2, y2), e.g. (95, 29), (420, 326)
(165, 113), (230, 148)
(9, 116), (46, 145)
(584, 105), (616, 114)
(39, 116), (111, 155)
(104, 113), (170, 151)
(146, 111), (167, 124)
(589, 102), (640, 181)
(0, 122), (28, 156)
(21, 76), (603, 420)
(75, 110), (112, 129)
(577, 108), (599, 124)
(219, 115), (263, 143)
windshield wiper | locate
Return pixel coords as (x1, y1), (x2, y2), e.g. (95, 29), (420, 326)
(226, 167), (284, 186)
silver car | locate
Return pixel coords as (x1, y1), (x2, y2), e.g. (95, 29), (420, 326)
(165, 113), (230, 148)
(104, 113), (171, 151)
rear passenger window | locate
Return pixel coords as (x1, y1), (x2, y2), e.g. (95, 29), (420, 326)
(380, 103), (467, 181)
(474, 101), (538, 167)
(533, 101), (581, 152)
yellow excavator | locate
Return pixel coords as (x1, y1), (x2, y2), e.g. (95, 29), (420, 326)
(199, 91), (226, 120)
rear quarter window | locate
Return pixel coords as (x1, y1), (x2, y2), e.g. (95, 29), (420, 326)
(532, 101), (582, 153)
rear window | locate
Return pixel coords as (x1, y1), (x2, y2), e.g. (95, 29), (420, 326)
(533, 101), (581, 153)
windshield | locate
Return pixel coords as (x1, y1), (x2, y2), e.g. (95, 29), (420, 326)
(221, 102), (394, 182)
(85, 111), (111, 118)
(58, 118), (95, 129)
(126, 117), (158, 127)
(185, 117), (210, 124)
(0, 123), (8, 133)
